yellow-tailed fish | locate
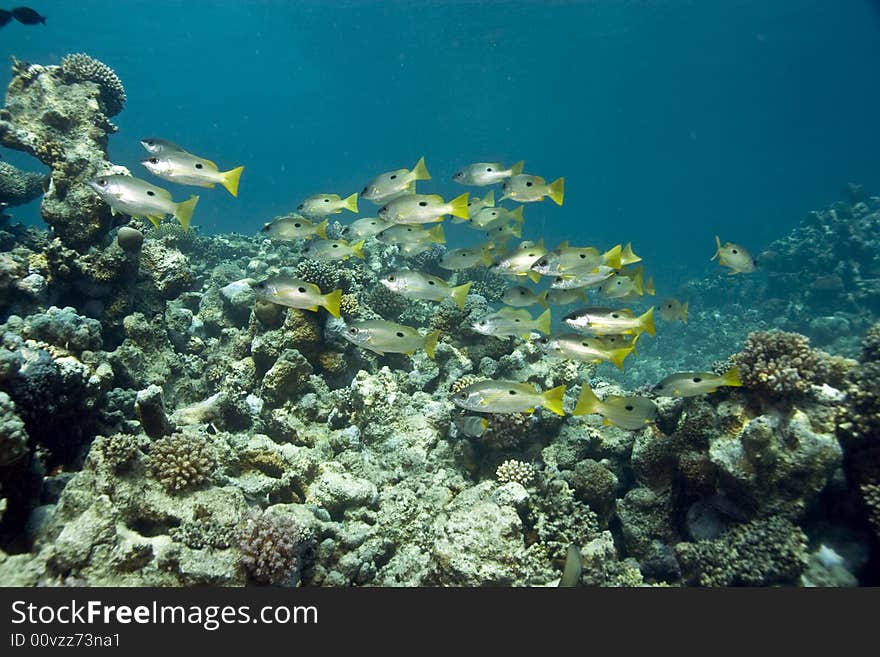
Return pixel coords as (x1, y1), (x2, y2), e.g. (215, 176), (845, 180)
(601, 268), (644, 299)
(140, 137), (185, 155)
(88, 174), (199, 231)
(361, 156), (431, 204)
(485, 221), (522, 242)
(399, 241), (435, 257)
(573, 385), (657, 430)
(454, 189), (495, 224)
(379, 192), (469, 224)
(452, 160), (525, 186)
(501, 285), (547, 308)
(250, 276), (341, 318)
(653, 366), (742, 398)
(501, 174), (564, 205)
(658, 298), (688, 324)
(537, 333), (635, 370)
(454, 415), (490, 438)
(532, 243), (622, 277)
(376, 223), (445, 245)
(490, 239), (547, 282)
(302, 238), (365, 261)
(260, 215), (328, 241)
(596, 333), (638, 350)
(342, 320), (440, 359)
(712, 236), (756, 274)
(468, 205), (524, 229)
(141, 152), (244, 197)
(620, 242), (642, 266)
(539, 288), (588, 306)
(563, 306), (656, 337)
(440, 246), (494, 270)
(297, 192), (358, 218)
(340, 217), (393, 240)
(453, 379), (566, 416)
(472, 307), (551, 339)
(550, 266), (616, 290)
(380, 270), (471, 309)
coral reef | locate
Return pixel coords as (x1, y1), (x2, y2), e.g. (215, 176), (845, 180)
(238, 508), (312, 585)
(147, 432), (217, 493)
(60, 54), (127, 117)
(0, 161), (47, 208)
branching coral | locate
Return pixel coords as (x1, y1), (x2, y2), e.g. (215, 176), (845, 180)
(238, 509), (311, 585)
(147, 433), (216, 493)
(496, 459), (534, 486)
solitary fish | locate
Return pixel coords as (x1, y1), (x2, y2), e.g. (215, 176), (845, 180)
(141, 151), (244, 197)
(88, 174), (199, 231)
(453, 379), (566, 416)
(340, 217), (392, 240)
(380, 270), (472, 309)
(440, 246), (493, 270)
(452, 161), (525, 186)
(573, 385), (657, 430)
(658, 298), (688, 324)
(361, 156), (431, 204)
(472, 307), (551, 339)
(501, 174), (564, 205)
(140, 138), (186, 155)
(260, 215), (327, 241)
(501, 286), (547, 308)
(251, 276), (342, 318)
(712, 236), (756, 274)
(302, 238), (365, 261)
(653, 367), (742, 398)
(376, 223), (445, 245)
(342, 320), (440, 359)
(454, 415), (490, 438)
(379, 192), (469, 224)
(297, 192), (358, 218)
(563, 306), (656, 337)
(538, 333), (635, 370)
(11, 6), (46, 25)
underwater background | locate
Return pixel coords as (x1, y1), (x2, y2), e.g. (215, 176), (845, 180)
(1, 0), (880, 587)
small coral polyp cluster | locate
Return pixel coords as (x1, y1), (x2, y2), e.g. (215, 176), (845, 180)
(0, 55), (878, 587)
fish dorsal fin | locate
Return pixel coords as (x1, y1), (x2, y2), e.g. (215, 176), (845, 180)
(558, 240), (569, 249)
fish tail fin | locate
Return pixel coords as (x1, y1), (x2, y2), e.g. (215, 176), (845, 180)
(351, 240), (365, 259)
(510, 160), (525, 176)
(511, 223), (522, 238)
(548, 177), (565, 205)
(480, 246), (494, 266)
(645, 276), (655, 296)
(632, 268), (644, 295)
(680, 300), (689, 324)
(537, 291), (549, 309)
(603, 244), (622, 270)
(528, 270), (542, 284)
(322, 288), (342, 319)
(608, 347), (633, 370)
(573, 384), (600, 416)
(220, 166), (244, 197)
(413, 155), (431, 181)
(313, 219), (328, 239)
(723, 365), (743, 388)
(174, 195), (199, 232)
(621, 242), (641, 264)
(343, 192), (358, 213)
(483, 189), (495, 207)
(451, 282), (472, 309)
(146, 215), (162, 228)
(449, 192), (470, 219)
(711, 235), (721, 261)
(536, 308), (551, 335)
(510, 205), (524, 224)
(424, 330), (440, 359)
(639, 306), (656, 336)
(429, 224), (446, 244)
(542, 384), (566, 416)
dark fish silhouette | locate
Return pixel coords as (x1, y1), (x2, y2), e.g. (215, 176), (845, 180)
(0, 9), (14, 27)
(11, 6), (47, 25)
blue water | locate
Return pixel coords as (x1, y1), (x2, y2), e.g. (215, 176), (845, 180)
(2, 0), (880, 274)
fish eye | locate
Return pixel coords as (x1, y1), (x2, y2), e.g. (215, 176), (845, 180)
(332, 244), (339, 248)
(732, 249), (738, 254)
(458, 392), (467, 399)
(427, 280), (435, 285)
(486, 167), (492, 171)
(294, 222), (301, 228)
(508, 390), (517, 395)
(388, 275), (395, 281)
(146, 140), (155, 146)
(297, 287), (306, 293)
(146, 190), (155, 196)
(261, 224), (270, 232)
(418, 201), (427, 207)
(625, 405), (634, 411)
(611, 313), (619, 318)
(195, 162), (203, 169)
(349, 327), (358, 334)
(479, 320), (487, 325)
(297, 204), (304, 210)
(616, 281), (622, 285)
(692, 377), (702, 383)
(519, 290), (525, 295)
(97, 178), (107, 186)
(395, 331), (405, 338)
(362, 187), (369, 195)
(579, 254), (586, 259)
(525, 181), (533, 187)
(667, 303), (672, 308)
(390, 174), (397, 180)
(149, 157), (159, 164)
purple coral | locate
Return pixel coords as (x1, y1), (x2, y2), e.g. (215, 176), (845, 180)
(238, 509), (309, 585)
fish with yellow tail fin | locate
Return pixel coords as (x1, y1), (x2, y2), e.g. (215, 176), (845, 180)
(297, 192), (358, 218)
(573, 385), (657, 430)
(485, 221), (522, 242)
(380, 270), (472, 309)
(456, 189), (496, 223)
(563, 306), (656, 337)
(469, 205), (524, 230)
(659, 298), (688, 324)
(490, 239), (547, 281)
(539, 287), (588, 306)
(472, 307), (551, 339)
(340, 217), (393, 239)
(550, 266), (616, 290)
(88, 174), (199, 231)
(452, 161), (525, 186)
(501, 174), (564, 205)
(601, 268), (645, 299)
(532, 244), (621, 277)
(501, 285), (546, 308)
(537, 333), (635, 370)
(250, 276), (342, 318)
(141, 152), (244, 197)
(302, 238), (365, 261)
(454, 415), (490, 438)
(653, 367), (742, 398)
(342, 320), (440, 359)
(261, 215), (327, 241)
(712, 236), (756, 274)
(362, 156), (431, 204)
(376, 223), (445, 246)
(453, 379), (566, 416)
(379, 192), (469, 224)
(440, 246), (494, 270)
